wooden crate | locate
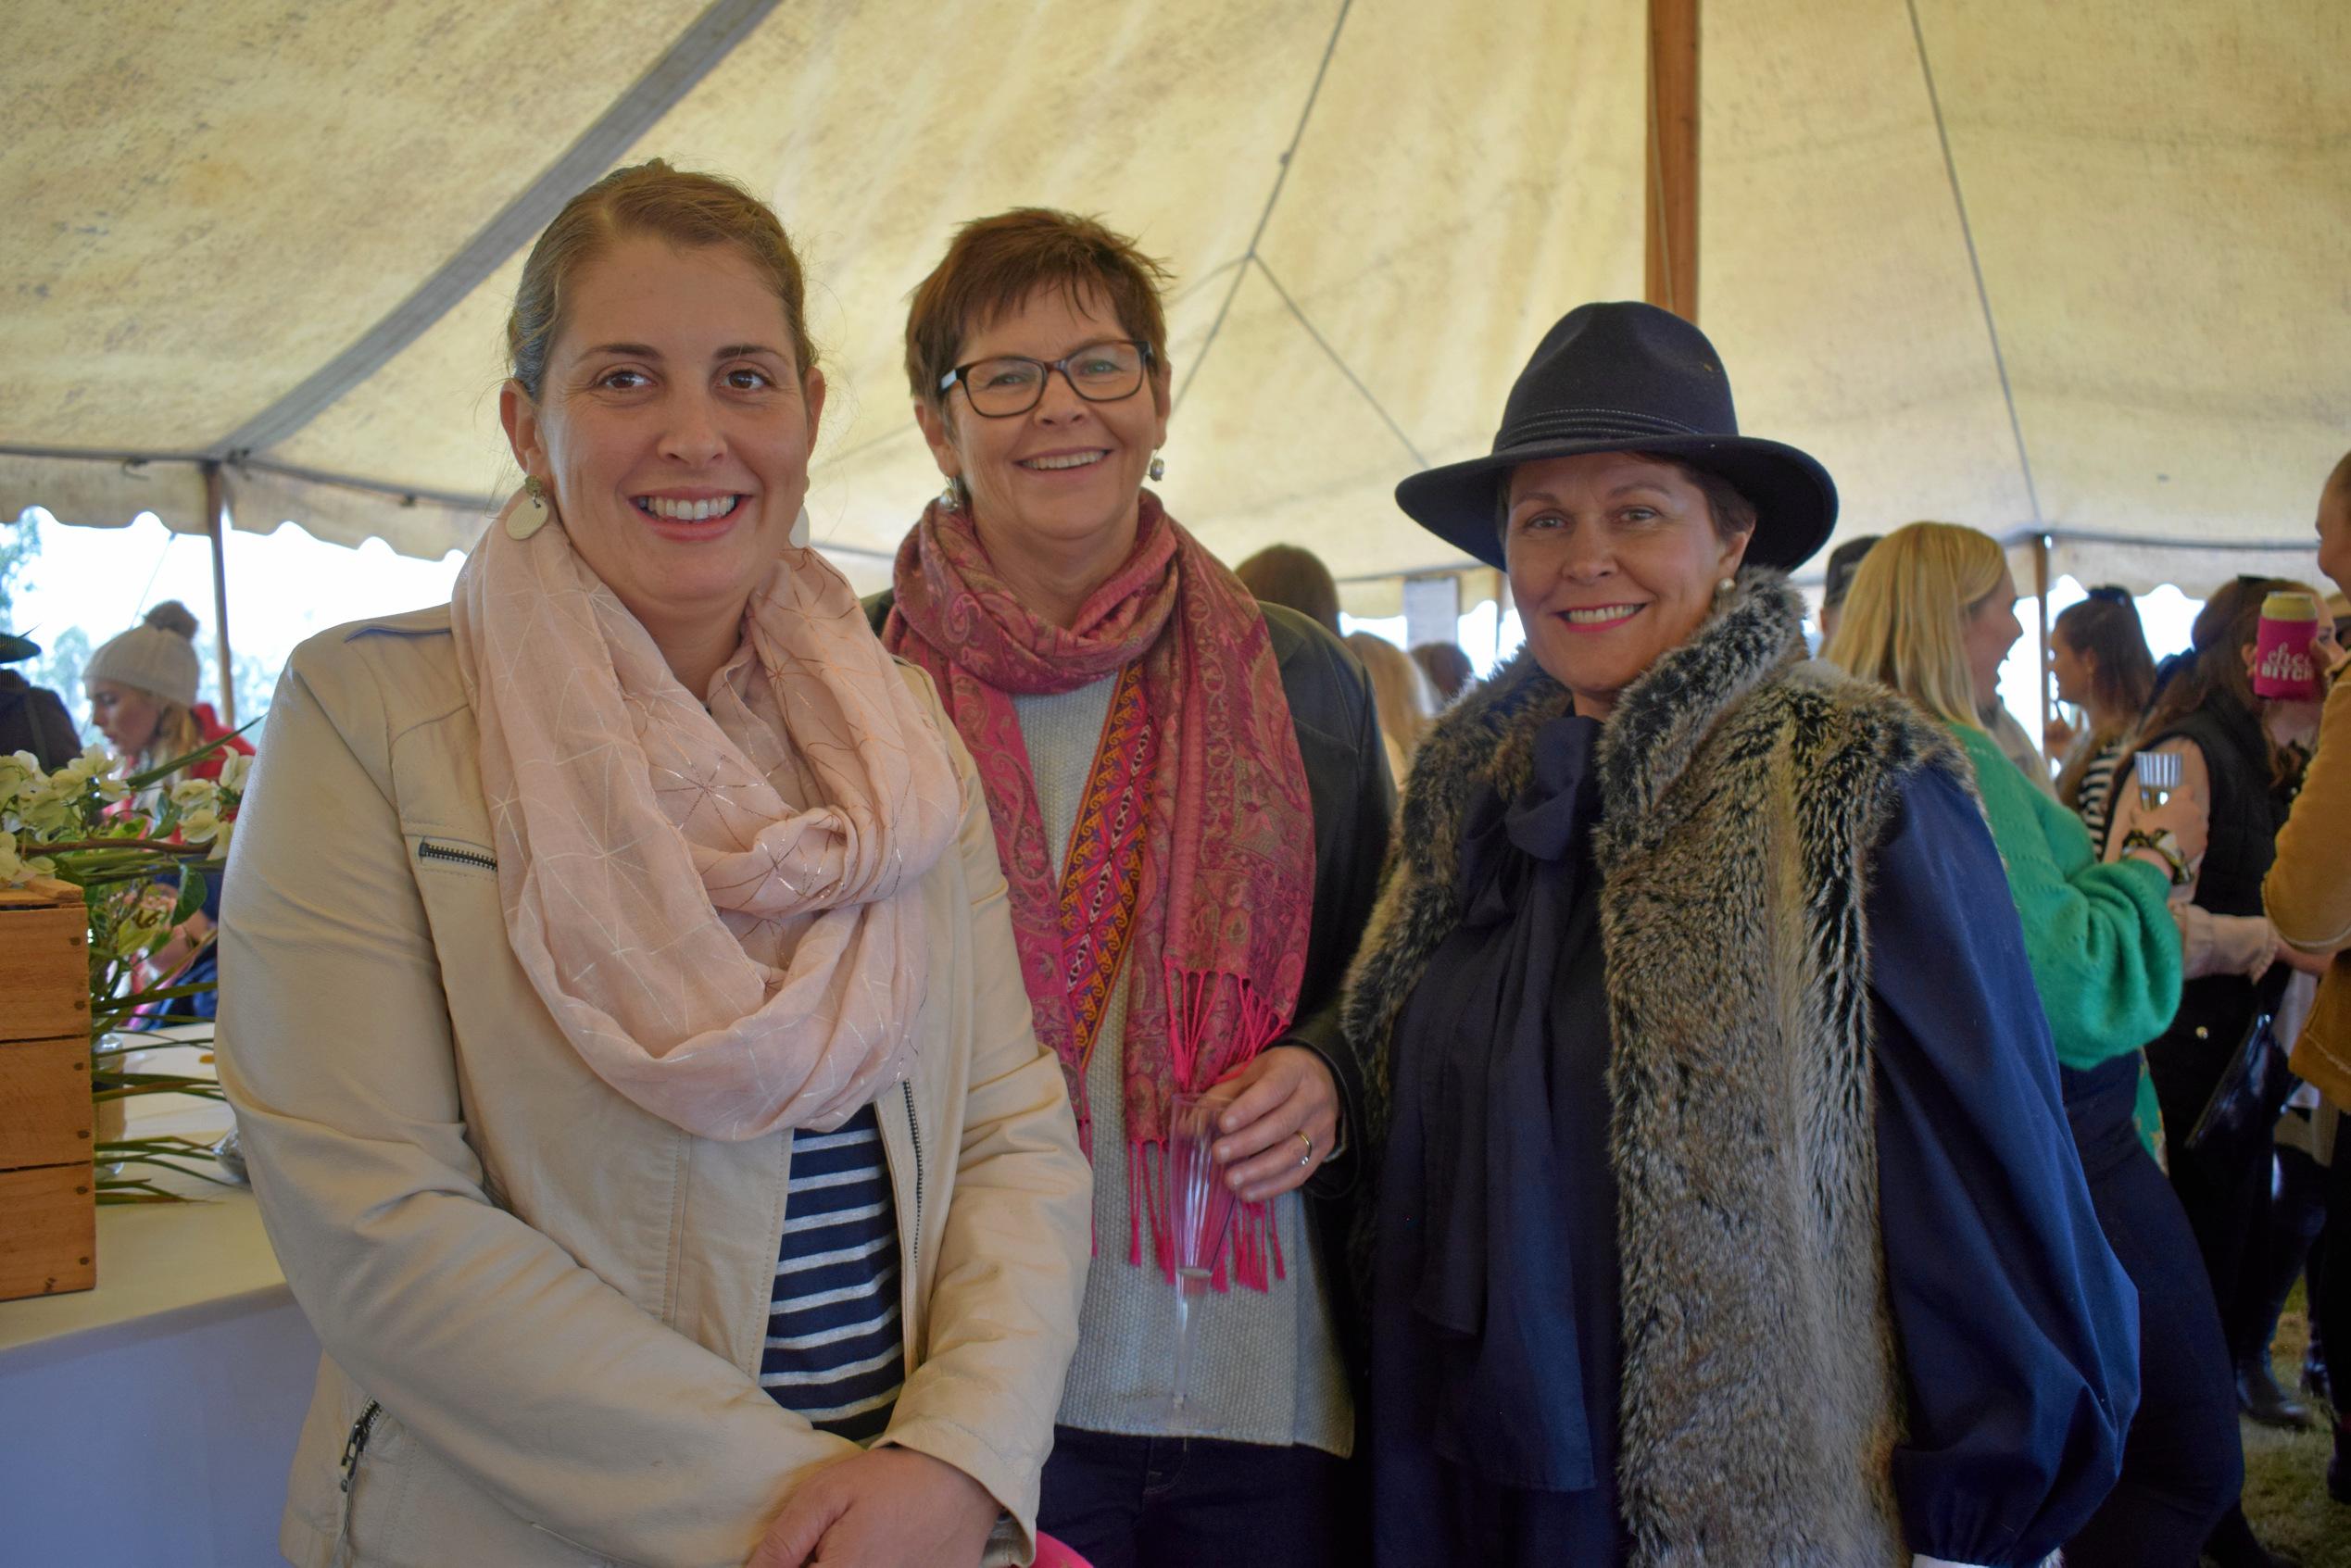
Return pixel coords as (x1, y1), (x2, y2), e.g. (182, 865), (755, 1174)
(0, 875), (96, 1301)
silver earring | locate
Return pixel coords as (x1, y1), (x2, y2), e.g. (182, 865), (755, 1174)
(508, 475), (552, 540)
(938, 480), (962, 512)
(1147, 455), (1166, 483)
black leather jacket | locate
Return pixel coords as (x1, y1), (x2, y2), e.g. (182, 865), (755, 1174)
(865, 588), (1395, 1381)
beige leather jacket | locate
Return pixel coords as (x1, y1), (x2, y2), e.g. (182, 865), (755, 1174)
(219, 606), (1091, 1568)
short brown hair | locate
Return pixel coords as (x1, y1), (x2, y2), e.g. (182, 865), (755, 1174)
(1234, 545), (1343, 637)
(905, 208), (1171, 410)
(506, 159), (817, 400)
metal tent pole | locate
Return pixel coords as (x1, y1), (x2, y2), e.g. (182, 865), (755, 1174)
(203, 462), (235, 726)
(2033, 532), (2053, 758)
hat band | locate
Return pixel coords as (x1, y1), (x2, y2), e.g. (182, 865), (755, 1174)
(1489, 407), (1713, 455)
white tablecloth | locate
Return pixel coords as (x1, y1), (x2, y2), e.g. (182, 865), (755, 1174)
(0, 1045), (316, 1567)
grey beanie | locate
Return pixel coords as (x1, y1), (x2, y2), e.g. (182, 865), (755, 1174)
(85, 601), (203, 709)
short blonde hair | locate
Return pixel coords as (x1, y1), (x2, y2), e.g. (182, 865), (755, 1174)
(1821, 521), (2006, 730)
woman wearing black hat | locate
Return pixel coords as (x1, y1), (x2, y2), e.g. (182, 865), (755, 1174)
(1341, 302), (2137, 1567)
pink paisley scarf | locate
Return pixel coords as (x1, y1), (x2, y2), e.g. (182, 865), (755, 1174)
(451, 490), (962, 1142)
(885, 491), (1314, 1286)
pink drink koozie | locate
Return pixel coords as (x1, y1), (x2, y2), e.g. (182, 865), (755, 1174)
(2253, 591), (2322, 700)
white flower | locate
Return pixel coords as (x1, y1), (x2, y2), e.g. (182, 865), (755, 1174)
(214, 752), (252, 794)
(0, 751), (37, 809)
(177, 807), (222, 845)
(209, 814), (236, 859)
(13, 784), (76, 836)
(170, 778), (220, 811)
(0, 832), (54, 886)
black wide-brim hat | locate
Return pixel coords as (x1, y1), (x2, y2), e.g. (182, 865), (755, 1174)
(0, 632), (39, 664)
(1396, 301), (1837, 572)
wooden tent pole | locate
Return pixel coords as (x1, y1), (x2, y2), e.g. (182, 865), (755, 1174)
(203, 462), (235, 727)
(1646, 0), (1700, 322)
(2033, 532), (2052, 759)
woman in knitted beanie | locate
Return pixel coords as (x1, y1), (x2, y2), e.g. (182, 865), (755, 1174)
(83, 601), (251, 784)
(83, 600), (254, 1024)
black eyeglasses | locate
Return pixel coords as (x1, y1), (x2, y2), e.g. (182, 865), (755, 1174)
(938, 340), (1153, 418)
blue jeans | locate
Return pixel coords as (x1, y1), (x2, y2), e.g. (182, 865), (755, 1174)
(1037, 1426), (1357, 1568)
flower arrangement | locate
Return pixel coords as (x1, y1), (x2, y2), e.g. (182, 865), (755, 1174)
(1, 738), (249, 1202)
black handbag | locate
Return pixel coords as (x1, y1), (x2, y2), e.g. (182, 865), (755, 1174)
(2184, 1011), (2294, 1162)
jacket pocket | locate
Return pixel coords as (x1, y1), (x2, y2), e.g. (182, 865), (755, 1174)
(412, 836), (497, 878)
(333, 1398), (421, 1564)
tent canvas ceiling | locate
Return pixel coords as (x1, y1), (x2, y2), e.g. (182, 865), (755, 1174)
(5, 0), (2345, 611)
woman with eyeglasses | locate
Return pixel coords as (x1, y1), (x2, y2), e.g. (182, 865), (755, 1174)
(2047, 587), (2157, 851)
(874, 209), (1392, 1568)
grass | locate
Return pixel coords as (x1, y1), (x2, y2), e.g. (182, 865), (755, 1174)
(2242, 1284), (2347, 1568)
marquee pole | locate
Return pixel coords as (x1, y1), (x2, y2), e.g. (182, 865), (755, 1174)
(1646, 0), (1700, 321)
(203, 462), (235, 727)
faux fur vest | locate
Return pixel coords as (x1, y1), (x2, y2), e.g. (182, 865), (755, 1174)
(1342, 571), (1971, 1566)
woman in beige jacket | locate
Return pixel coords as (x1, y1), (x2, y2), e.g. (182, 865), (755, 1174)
(2264, 449), (2351, 1500)
(219, 162), (1091, 1568)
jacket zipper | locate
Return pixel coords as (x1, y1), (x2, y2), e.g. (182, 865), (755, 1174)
(901, 1081), (924, 1273)
(416, 839), (497, 872)
(340, 1400), (383, 1494)
(333, 1399), (383, 1556)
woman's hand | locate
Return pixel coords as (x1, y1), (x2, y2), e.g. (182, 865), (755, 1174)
(2276, 931), (2339, 978)
(1210, 1045), (1339, 1203)
(747, 1447), (997, 1568)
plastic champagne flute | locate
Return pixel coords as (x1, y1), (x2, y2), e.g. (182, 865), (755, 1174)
(1163, 1090), (1240, 1415)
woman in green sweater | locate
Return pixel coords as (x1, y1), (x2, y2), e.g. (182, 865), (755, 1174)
(1828, 521), (2255, 1568)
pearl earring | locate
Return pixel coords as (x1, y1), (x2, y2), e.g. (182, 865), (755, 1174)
(1148, 455), (1166, 483)
(508, 475), (552, 540)
(938, 480), (962, 512)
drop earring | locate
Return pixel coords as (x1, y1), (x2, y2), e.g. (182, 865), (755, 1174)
(938, 479), (962, 512)
(1147, 455), (1166, 483)
(508, 475), (552, 540)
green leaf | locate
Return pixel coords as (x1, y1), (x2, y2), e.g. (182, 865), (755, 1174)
(168, 869), (207, 926)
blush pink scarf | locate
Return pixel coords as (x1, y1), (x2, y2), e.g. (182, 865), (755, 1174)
(886, 492), (1314, 1286)
(451, 490), (962, 1141)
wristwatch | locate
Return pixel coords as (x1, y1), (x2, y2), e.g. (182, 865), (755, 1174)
(2120, 827), (2192, 888)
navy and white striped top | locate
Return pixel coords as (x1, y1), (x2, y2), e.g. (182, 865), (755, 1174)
(2074, 735), (2126, 852)
(761, 1103), (904, 1444)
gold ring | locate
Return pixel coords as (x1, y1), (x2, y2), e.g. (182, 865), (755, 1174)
(1296, 1130), (1314, 1167)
